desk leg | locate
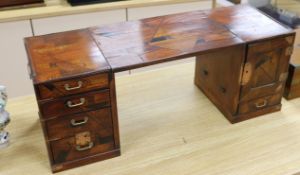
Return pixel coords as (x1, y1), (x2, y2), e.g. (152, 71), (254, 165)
(110, 73), (121, 150)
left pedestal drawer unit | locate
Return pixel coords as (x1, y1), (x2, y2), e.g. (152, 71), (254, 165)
(24, 29), (120, 173)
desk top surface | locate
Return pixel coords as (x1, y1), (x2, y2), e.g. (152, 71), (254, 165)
(25, 29), (110, 83)
(25, 5), (294, 84)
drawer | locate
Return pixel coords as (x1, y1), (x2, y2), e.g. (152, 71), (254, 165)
(51, 131), (115, 164)
(39, 90), (110, 119)
(46, 108), (112, 140)
(238, 93), (282, 114)
(37, 73), (109, 100)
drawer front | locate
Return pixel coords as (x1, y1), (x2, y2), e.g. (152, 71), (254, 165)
(240, 36), (294, 101)
(51, 131), (115, 164)
(46, 108), (112, 140)
(37, 73), (109, 100)
(40, 90), (110, 119)
(238, 93), (282, 114)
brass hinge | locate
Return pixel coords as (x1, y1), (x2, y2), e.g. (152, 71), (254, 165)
(286, 46), (294, 56)
(285, 36), (294, 45)
(279, 72), (288, 82)
(75, 131), (91, 146)
(240, 62), (252, 85)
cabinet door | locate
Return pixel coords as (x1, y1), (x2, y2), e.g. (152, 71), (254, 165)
(32, 9), (126, 35)
(240, 36), (294, 102)
(0, 20), (33, 97)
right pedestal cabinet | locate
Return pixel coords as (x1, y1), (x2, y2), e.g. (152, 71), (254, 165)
(195, 36), (295, 123)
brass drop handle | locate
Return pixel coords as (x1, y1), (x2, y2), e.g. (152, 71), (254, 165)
(64, 81), (83, 91)
(67, 98), (85, 108)
(255, 99), (268, 108)
(71, 117), (88, 126)
(76, 142), (94, 151)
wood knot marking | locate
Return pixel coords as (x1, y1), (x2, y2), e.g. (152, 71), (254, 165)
(241, 62), (252, 85)
(196, 38), (205, 45)
(285, 36), (294, 45)
(182, 137), (187, 144)
(151, 36), (172, 43)
(49, 62), (57, 68)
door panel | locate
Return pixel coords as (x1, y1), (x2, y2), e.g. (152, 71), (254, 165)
(240, 36), (294, 102)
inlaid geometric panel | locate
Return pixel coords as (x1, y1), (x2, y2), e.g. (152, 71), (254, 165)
(207, 5), (292, 42)
(25, 29), (110, 84)
(89, 5), (292, 72)
(89, 11), (244, 72)
(251, 50), (280, 87)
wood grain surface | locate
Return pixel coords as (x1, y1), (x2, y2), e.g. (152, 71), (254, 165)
(25, 29), (110, 84)
(23, 5), (297, 172)
(89, 5), (293, 72)
(25, 5), (294, 79)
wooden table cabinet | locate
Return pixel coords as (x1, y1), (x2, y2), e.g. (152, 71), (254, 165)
(25, 30), (120, 172)
(25, 5), (295, 173)
(195, 36), (293, 123)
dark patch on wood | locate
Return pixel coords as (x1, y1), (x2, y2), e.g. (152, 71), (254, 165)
(98, 135), (114, 144)
(56, 150), (68, 164)
(151, 36), (172, 43)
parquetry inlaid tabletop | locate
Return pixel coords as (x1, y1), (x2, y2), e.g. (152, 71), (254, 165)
(25, 5), (294, 83)
(89, 5), (292, 72)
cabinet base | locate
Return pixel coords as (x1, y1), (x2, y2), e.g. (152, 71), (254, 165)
(195, 81), (282, 124)
(230, 105), (281, 124)
(51, 149), (120, 173)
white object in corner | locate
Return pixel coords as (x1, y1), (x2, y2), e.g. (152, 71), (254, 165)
(0, 85), (10, 149)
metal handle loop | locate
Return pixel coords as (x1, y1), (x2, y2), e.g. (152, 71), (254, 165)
(76, 142), (94, 151)
(67, 98), (85, 108)
(64, 81), (83, 91)
(71, 117), (88, 126)
(255, 99), (268, 108)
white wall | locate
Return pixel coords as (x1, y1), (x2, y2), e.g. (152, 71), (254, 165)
(32, 9), (126, 35)
(0, 20), (33, 98)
